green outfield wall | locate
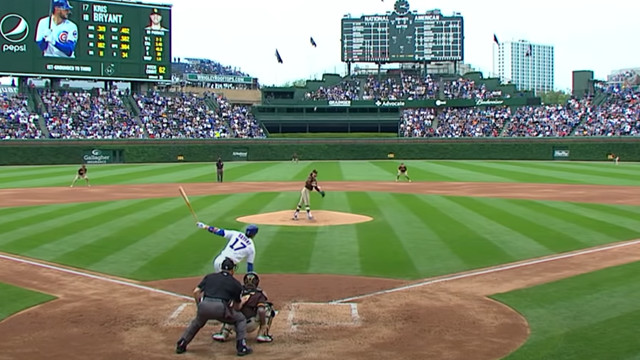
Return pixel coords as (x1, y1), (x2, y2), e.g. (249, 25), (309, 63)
(0, 138), (638, 165)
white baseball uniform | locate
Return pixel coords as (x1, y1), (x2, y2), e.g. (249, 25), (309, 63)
(35, 15), (78, 58)
(212, 230), (256, 272)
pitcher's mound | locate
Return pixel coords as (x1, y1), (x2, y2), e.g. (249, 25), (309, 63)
(237, 210), (373, 226)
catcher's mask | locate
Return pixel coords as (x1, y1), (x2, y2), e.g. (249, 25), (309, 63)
(243, 272), (260, 288)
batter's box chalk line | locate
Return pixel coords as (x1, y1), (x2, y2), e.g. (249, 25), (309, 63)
(164, 302), (224, 328)
(288, 302), (360, 331)
(163, 302), (193, 327)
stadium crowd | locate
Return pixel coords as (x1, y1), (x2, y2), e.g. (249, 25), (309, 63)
(2, 69), (638, 140)
(357, 74), (503, 101)
(134, 92), (227, 139)
(173, 58), (250, 77)
(400, 86), (639, 138)
(132, 92), (264, 139)
(433, 106), (510, 137)
(0, 94), (43, 139)
(1, 85), (264, 140)
(305, 78), (361, 101)
(214, 95), (265, 138)
(573, 85), (640, 136)
(41, 89), (144, 139)
(172, 58), (257, 90)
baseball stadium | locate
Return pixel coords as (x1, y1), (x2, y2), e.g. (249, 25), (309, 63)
(1, 1), (640, 359)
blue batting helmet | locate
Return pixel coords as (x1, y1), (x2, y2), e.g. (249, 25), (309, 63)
(52, 0), (73, 10)
(245, 224), (259, 237)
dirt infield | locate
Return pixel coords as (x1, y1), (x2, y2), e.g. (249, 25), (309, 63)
(1, 182), (640, 360)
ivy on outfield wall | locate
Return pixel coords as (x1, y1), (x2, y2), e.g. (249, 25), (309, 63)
(0, 138), (638, 165)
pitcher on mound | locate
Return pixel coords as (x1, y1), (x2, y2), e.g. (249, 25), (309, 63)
(292, 169), (324, 220)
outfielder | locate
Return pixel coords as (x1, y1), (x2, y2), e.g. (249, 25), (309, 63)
(292, 169), (325, 220)
(212, 272), (276, 343)
(35, 0), (78, 58)
(196, 222), (259, 273)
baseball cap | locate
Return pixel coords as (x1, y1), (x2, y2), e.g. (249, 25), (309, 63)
(221, 258), (236, 271)
(53, 0), (73, 10)
(150, 8), (161, 15)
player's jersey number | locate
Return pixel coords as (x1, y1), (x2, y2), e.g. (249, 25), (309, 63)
(229, 238), (248, 251)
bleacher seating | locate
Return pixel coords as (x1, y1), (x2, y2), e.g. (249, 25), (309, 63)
(0, 93), (43, 139)
(1, 71), (637, 140)
(399, 86), (639, 138)
(41, 89), (144, 139)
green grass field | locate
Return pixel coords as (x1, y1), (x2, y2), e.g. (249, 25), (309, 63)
(1, 160), (640, 359)
(0, 282), (56, 320)
(495, 261), (640, 360)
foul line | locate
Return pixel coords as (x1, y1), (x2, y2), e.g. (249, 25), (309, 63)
(331, 239), (640, 303)
(4, 239), (640, 307)
(0, 253), (192, 301)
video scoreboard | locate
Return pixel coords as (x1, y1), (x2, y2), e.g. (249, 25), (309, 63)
(0, 0), (171, 82)
(341, 0), (463, 63)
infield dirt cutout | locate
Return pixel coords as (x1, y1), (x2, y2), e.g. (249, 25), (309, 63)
(1, 181), (640, 360)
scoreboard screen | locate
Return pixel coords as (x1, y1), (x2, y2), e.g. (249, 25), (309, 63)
(341, 0), (463, 63)
(0, 0), (171, 82)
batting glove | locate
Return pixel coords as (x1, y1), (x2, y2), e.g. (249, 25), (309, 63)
(196, 222), (208, 229)
(44, 29), (56, 45)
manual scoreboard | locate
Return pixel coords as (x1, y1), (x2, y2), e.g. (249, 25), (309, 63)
(341, 0), (463, 63)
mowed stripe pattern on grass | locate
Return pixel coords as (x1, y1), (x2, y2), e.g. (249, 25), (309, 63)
(1, 160), (640, 189)
(495, 261), (640, 360)
(1, 191), (640, 281)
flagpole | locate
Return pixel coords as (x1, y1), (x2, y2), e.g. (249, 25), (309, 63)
(492, 43), (496, 78)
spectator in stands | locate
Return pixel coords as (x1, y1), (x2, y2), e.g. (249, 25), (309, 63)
(42, 88), (144, 139)
(0, 94), (44, 139)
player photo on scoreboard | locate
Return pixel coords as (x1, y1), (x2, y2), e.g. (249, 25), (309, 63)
(34, 0), (78, 58)
(145, 8), (168, 33)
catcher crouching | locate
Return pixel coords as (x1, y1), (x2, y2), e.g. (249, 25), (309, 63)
(212, 272), (276, 343)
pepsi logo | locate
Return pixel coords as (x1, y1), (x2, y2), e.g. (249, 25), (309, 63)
(0, 14), (29, 43)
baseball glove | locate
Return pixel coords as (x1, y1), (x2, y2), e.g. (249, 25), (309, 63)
(320, 190), (326, 198)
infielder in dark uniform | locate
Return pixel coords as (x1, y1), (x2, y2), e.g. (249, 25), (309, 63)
(292, 169), (325, 220)
(396, 162), (411, 182)
(216, 157), (224, 182)
(176, 258), (253, 356)
(70, 164), (90, 187)
(213, 272), (276, 343)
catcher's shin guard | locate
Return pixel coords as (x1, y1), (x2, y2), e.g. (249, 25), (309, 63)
(257, 304), (276, 337)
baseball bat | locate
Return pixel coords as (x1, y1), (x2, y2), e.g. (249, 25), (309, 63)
(48, 0), (54, 30)
(178, 186), (199, 222)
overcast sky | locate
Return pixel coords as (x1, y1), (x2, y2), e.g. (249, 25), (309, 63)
(159, 0), (638, 91)
(1, 0), (635, 90)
